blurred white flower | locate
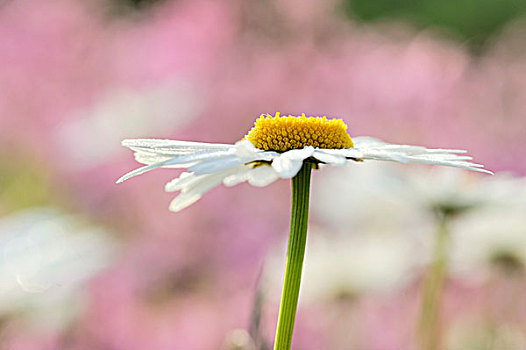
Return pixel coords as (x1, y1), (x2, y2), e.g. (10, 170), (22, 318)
(312, 163), (526, 284)
(222, 329), (256, 350)
(57, 80), (202, 169)
(264, 226), (419, 303)
(314, 163), (525, 230)
(399, 167), (526, 216)
(450, 206), (526, 279)
(0, 207), (117, 329)
(313, 162), (422, 231)
(446, 318), (526, 350)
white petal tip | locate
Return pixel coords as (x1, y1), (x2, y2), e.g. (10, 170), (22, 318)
(169, 194), (202, 212)
(477, 168), (494, 175)
(169, 204), (188, 213)
(116, 174), (132, 183)
(168, 201), (184, 212)
(248, 178), (278, 187)
(121, 139), (139, 147)
(115, 172), (138, 184)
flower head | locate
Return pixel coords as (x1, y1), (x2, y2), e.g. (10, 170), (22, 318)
(246, 112), (353, 151)
(117, 112), (492, 212)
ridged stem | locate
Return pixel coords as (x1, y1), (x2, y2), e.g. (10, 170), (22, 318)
(274, 163), (313, 350)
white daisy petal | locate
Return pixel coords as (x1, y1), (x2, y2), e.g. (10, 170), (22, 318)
(254, 151), (281, 162)
(223, 165), (279, 187)
(165, 172), (195, 192)
(247, 165), (280, 187)
(358, 149), (412, 163)
(222, 166), (254, 187)
(234, 140), (259, 159)
(122, 139), (235, 168)
(185, 168), (242, 193)
(234, 140), (281, 162)
(463, 167), (494, 175)
(312, 149), (347, 166)
(410, 157), (479, 168)
(138, 148), (234, 168)
(406, 158), (493, 174)
(188, 156), (244, 175)
(434, 155), (473, 161)
(133, 152), (196, 166)
(272, 147), (315, 178)
(116, 161), (169, 183)
(320, 147), (364, 159)
(122, 139), (233, 155)
(162, 149), (236, 166)
(169, 192), (203, 212)
(117, 149), (237, 183)
(132, 152), (173, 164)
(353, 140), (494, 174)
(353, 137), (467, 156)
(168, 167), (243, 212)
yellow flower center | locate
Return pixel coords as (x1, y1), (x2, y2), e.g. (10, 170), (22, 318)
(245, 113), (354, 152)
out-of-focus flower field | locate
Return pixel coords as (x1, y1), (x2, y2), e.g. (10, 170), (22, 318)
(1, 0), (526, 349)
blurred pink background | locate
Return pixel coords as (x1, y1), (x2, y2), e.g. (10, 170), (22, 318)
(1, 0), (526, 349)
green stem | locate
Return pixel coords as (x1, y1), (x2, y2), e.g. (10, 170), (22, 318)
(274, 163), (313, 350)
(417, 214), (450, 350)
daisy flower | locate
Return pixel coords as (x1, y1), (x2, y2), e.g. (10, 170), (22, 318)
(117, 112), (491, 212)
(117, 112), (491, 350)
(0, 207), (116, 331)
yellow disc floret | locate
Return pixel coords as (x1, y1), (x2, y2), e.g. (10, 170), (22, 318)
(245, 113), (354, 152)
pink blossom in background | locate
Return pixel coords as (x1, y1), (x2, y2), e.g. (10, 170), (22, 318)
(106, 0), (235, 86)
(0, 0), (235, 166)
(0, 0), (108, 157)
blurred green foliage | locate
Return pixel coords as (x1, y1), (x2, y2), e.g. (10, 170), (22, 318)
(0, 154), (55, 213)
(343, 0), (526, 51)
(107, 0), (526, 51)
(110, 0), (165, 13)
(119, 0), (161, 8)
